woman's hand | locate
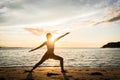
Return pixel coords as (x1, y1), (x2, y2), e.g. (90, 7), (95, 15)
(66, 32), (70, 35)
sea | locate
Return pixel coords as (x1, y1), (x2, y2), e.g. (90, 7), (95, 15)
(0, 48), (120, 68)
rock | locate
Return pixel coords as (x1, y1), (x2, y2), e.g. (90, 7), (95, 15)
(102, 42), (120, 48)
(91, 72), (103, 76)
(47, 73), (59, 77)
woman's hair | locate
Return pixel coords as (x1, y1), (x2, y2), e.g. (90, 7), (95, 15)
(46, 33), (52, 37)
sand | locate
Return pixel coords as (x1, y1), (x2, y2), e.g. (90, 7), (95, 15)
(0, 67), (120, 80)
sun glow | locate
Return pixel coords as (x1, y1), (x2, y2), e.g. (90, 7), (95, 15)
(50, 37), (55, 42)
(50, 34), (59, 42)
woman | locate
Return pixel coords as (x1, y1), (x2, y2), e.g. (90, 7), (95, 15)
(29, 32), (70, 73)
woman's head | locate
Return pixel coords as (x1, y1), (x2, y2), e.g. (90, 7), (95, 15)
(46, 33), (52, 40)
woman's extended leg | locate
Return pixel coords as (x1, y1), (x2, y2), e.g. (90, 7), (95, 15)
(30, 53), (49, 72)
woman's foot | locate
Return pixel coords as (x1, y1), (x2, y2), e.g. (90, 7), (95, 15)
(61, 70), (67, 73)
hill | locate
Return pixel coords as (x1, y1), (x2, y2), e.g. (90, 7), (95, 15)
(102, 42), (120, 48)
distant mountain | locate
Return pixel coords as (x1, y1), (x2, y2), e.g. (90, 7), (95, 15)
(0, 46), (31, 49)
(102, 42), (120, 48)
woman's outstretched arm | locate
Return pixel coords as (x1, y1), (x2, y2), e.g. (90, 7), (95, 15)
(29, 42), (46, 52)
(55, 32), (70, 42)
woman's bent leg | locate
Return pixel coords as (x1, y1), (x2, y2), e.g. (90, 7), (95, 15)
(52, 55), (65, 72)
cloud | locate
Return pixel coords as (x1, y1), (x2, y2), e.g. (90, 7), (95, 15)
(25, 28), (61, 36)
(25, 28), (44, 36)
(0, 0), (110, 26)
(108, 13), (120, 22)
(93, 15), (120, 26)
(24, 6), (120, 35)
(0, 0), (120, 35)
(89, 0), (120, 25)
(93, 12), (120, 25)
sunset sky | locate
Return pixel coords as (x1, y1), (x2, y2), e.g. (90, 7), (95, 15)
(0, 0), (120, 48)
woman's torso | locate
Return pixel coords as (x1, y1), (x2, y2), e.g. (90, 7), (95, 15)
(46, 41), (55, 53)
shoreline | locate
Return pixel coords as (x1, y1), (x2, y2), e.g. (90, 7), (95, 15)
(0, 67), (120, 80)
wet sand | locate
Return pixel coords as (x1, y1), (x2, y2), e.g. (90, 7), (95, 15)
(0, 67), (120, 80)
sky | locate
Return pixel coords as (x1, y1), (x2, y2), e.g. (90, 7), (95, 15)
(0, 0), (120, 48)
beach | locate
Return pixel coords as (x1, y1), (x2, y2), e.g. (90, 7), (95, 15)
(0, 67), (120, 80)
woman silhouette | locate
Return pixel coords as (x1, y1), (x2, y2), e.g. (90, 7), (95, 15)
(29, 32), (70, 72)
